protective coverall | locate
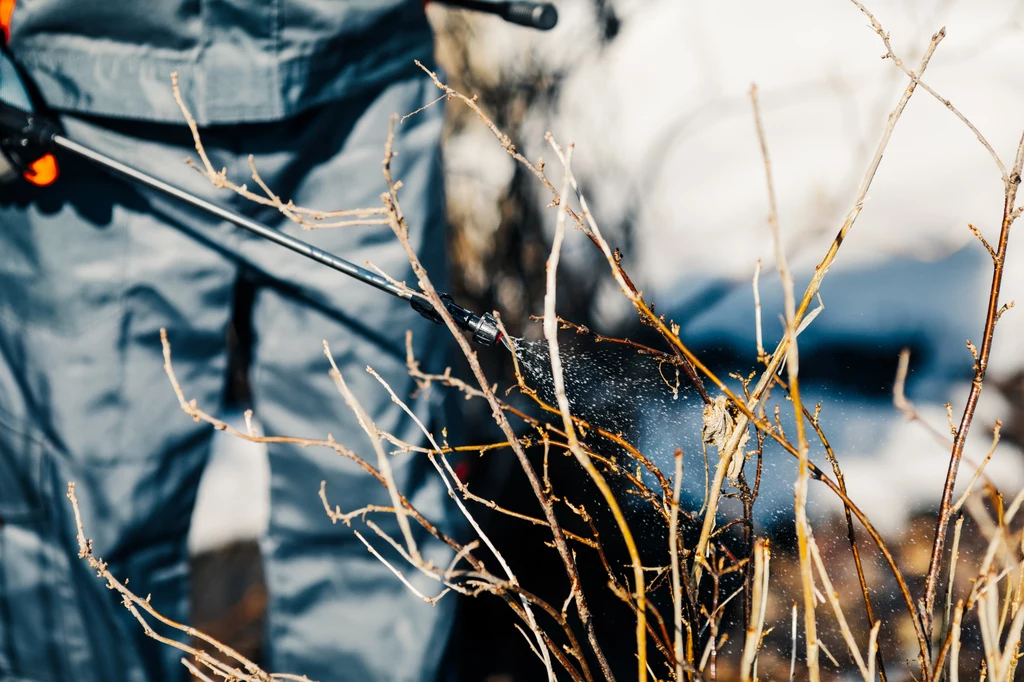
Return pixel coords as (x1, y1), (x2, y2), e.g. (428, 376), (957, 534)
(0, 2), (461, 681)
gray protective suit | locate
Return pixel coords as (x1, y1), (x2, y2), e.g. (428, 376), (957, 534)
(0, 2), (461, 681)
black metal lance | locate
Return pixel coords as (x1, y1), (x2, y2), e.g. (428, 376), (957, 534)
(0, 98), (505, 347)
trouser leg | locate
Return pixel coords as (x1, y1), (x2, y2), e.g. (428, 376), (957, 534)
(0, 115), (239, 682)
(237, 75), (464, 682)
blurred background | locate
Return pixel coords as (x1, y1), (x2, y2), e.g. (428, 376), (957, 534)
(187, 0), (1024, 678)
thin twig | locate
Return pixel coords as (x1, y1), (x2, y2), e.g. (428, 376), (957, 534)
(353, 531), (448, 604)
(850, 1), (1024, 645)
(949, 600), (964, 682)
(809, 537), (870, 681)
(740, 539), (770, 682)
(670, 449), (685, 682)
(170, 73), (387, 230)
(67, 483), (300, 682)
(323, 344), (422, 563)
(850, 2), (1007, 183)
(542, 138), (647, 681)
(789, 602), (798, 682)
(751, 81), (819, 682)
(922, 124), (1024, 641)
(753, 259), (765, 362)
(951, 423), (1002, 514)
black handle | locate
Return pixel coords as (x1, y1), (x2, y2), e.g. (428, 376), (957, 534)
(500, 1), (557, 30)
(0, 99), (60, 175)
(435, 0), (558, 30)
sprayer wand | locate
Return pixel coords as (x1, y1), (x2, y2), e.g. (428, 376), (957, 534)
(0, 99), (505, 347)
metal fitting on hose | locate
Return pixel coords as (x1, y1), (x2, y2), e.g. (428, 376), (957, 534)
(465, 311), (502, 347)
(409, 293), (504, 347)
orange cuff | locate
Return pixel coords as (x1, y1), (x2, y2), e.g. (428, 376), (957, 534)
(0, 0), (15, 44)
(24, 154), (59, 186)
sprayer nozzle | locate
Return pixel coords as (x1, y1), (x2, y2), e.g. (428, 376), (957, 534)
(409, 292), (503, 347)
(469, 311), (502, 347)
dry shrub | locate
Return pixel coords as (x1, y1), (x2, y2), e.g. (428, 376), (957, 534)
(67, 2), (1024, 681)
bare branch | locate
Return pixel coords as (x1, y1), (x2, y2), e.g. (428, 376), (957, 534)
(542, 136), (647, 680)
(850, 2), (1008, 184)
(323, 342), (422, 563)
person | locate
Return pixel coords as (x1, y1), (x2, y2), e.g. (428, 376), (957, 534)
(0, 2), (463, 681)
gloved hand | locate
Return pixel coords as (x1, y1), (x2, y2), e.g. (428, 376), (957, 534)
(0, 44), (59, 185)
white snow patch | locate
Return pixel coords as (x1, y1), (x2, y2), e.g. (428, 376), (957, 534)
(187, 411), (270, 556)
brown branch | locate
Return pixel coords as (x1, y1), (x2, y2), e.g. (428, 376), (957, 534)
(922, 125), (1024, 642)
(850, 2), (1024, 648)
(169, 73), (387, 230)
(850, 2), (1008, 184)
(750, 82), (819, 682)
(970, 223), (999, 262)
(67, 483), (297, 682)
(379, 116), (617, 680)
(160, 328), (466, 556)
(323, 346), (422, 564)
(746, 24), (944, 401)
